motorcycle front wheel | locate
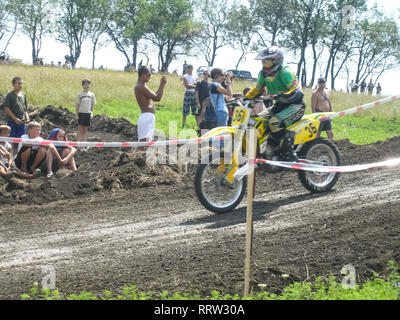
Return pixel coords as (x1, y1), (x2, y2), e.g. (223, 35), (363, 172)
(298, 137), (340, 193)
(195, 153), (247, 214)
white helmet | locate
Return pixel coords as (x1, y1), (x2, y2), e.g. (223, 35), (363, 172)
(255, 46), (284, 76)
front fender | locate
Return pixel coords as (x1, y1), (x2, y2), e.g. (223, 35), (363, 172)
(201, 126), (237, 140)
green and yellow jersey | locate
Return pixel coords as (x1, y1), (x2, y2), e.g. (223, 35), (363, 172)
(246, 65), (299, 99)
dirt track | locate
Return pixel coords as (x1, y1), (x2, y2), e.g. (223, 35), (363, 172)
(0, 105), (399, 299)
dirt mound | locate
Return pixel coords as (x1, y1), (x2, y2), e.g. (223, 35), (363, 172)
(0, 105), (193, 205)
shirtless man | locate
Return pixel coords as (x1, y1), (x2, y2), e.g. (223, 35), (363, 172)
(311, 77), (334, 140)
(134, 66), (167, 142)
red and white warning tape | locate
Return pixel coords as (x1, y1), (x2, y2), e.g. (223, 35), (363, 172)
(234, 157), (400, 180)
(255, 157), (400, 173)
(319, 95), (400, 122)
(0, 135), (229, 148)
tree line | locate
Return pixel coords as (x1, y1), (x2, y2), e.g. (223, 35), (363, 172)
(0, 0), (399, 89)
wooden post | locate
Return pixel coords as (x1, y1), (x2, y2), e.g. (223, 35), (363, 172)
(244, 128), (257, 297)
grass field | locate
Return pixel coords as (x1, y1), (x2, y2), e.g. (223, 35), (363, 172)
(1, 64), (399, 144)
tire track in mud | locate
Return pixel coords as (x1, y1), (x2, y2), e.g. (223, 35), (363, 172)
(0, 166), (399, 298)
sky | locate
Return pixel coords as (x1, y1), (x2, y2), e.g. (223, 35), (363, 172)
(3, 0), (400, 96)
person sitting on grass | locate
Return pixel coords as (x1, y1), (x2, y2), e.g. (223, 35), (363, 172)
(14, 121), (67, 177)
(0, 124), (37, 179)
(45, 128), (77, 178)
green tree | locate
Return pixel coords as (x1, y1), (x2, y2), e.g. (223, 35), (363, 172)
(248, 0), (289, 48)
(55, 0), (95, 68)
(352, 8), (400, 86)
(0, 0), (17, 52)
(194, 0), (229, 67)
(146, 0), (200, 72)
(7, 0), (53, 63)
(106, 0), (149, 68)
(226, 3), (256, 70)
(284, 0), (327, 87)
(321, 0), (367, 89)
(87, 0), (112, 69)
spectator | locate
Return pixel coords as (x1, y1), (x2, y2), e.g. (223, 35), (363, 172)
(182, 60), (188, 75)
(0, 124), (36, 179)
(181, 64), (198, 129)
(75, 78), (96, 151)
(209, 68), (233, 127)
(360, 80), (366, 94)
(349, 80), (357, 94)
(1, 77), (30, 142)
(311, 77), (334, 140)
(45, 128), (77, 178)
(367, 79), (374, 95)
(134, 66), (167, 142)
(14, 121), (65, 176)
(199, 97), (217, 132)
(195, 70), (210, 128)
(376, 83), (382, 96)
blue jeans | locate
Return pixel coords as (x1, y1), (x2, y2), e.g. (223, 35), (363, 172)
(216, 111), (228, 127)
(6, 121), (26, 138)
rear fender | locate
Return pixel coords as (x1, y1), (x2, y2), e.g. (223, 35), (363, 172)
(289, 112), (336, 145)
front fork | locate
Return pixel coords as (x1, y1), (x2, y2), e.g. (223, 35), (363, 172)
(222, 128), (260, 184)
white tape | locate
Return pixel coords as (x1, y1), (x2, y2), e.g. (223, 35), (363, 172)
(0, 135), (230, 148)
(319, 95), (400, 121)
(234, 157), (400, 181)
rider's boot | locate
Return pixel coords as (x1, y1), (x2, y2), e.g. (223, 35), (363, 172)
(280, 130), (298, 162)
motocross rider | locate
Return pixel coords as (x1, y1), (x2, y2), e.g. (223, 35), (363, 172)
(245, 46), (305, 162)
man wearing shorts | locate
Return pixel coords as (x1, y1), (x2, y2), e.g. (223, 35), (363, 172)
(134, 66), (167, 142)
(311, 77), (334, 140)
(181, 64), (198, 129)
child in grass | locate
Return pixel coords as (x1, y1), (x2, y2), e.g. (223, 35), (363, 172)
(75, 78), (96, 151)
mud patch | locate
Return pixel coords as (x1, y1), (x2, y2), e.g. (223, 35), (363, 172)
(0, 105), (197, 205)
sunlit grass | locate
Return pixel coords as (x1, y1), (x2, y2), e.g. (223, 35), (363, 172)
(1, 64), (399, 143)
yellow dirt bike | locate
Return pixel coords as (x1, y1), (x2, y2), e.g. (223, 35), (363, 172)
(194, 98), (340, 213)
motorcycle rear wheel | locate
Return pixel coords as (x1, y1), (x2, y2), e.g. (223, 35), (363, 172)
(195, 153), (247, 213)
(298, 138), (340, 193)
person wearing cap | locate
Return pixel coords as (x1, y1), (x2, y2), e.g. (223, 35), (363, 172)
(181, 64), (198, 129)
(311, 77), (334, 140)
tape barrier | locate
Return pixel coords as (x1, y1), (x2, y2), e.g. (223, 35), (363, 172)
(318, 95), (400, 122)
(234, 157), (400, 180)
(255, 157), (400, 173)
(0, 135), (230, 149)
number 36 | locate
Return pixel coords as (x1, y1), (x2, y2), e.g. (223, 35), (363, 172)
(304, 123), (318, 137)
